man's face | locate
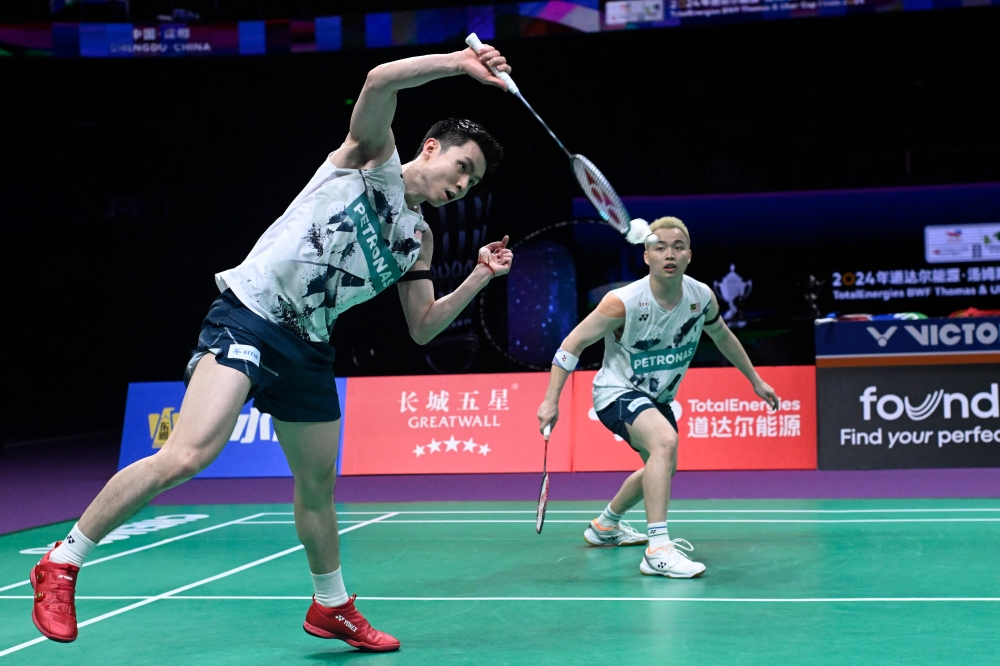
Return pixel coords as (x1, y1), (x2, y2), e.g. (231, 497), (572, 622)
(644, 228), (691, 279)
(417, 139), (487, 207)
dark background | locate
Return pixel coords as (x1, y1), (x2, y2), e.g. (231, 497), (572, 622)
(2, 6), (999, 443)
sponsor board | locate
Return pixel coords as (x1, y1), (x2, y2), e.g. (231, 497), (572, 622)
(817, 365), (1000, 469)
(118, 379), (347, 477)
(340, 373), (573, 475)
(925, 223), (1000, 264)
(816, 317), (1000, 367)
(572, 367), (817, 471)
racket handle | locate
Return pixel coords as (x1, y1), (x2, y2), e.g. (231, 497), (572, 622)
(543, 424), (552, 440)
(465, 33), (519, 95)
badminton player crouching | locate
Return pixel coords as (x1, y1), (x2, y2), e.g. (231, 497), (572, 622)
(537, 217), (779, 578)
(29, 44), (515, 652)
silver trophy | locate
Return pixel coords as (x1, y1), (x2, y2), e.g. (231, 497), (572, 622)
(714, 264), (752, 329)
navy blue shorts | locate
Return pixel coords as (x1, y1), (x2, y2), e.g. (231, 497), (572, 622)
(596, 391), (678, 450)
(185, 290), (341, 423)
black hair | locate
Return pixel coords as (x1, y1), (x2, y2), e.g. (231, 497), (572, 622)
(415, 118), (503, 175)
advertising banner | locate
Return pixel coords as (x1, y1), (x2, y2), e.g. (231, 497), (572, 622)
(340, 372), (573, 475)
(817, 365), (1000, 469)
(118, 379), (347, 477)
(815, 317), (1000, 367)
(571, 367), (817, 472)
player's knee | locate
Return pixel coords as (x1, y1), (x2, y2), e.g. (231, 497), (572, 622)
(294, 465), (337, 498)
(158, 449), (211, 486)
(644, 433), (678, 460)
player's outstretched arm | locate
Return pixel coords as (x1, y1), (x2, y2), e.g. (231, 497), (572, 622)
(537, 293), (626, 434)
(397, 231), (512, 345)
(331, 45), (512, 171)
(703, 292), (780, 410)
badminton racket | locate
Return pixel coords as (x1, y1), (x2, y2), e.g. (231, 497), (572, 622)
(536, 424), (551, 534)
(466, 33), (652, 245)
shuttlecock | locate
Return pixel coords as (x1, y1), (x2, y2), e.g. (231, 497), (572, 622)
(625, 218), (653, 245)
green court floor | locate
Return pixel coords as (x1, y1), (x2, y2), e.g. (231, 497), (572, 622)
(3, 499), (1000, 665)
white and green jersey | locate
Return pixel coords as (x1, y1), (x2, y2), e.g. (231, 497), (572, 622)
(216, 150), (426, 343)
(592, 275), (714, 410)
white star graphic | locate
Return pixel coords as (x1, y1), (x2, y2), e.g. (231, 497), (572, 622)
(413, 445), (425, 457)
(444, 436), (460, 452)
(427, 439), (441, 453)
(479, 443), (491, 456)
(462, 438), (478, 452)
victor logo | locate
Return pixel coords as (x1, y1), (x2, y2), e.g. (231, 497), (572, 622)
(866, 326), (897, 348)
(903, 322), (999, 347)
(859, 384), (999, 421)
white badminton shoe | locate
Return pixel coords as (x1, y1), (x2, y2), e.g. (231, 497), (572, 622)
(639, 539), (706, 578)
(584, 519), (648, 547)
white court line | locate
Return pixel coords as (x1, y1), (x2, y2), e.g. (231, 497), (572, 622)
(0, 512), (398, 659)
(261, 508), (1000, 516)
(0, 512), (268, 593)
(0, 596), (152, 600)
(4, 595), (999, 603)
(238, 518), (1000, 525)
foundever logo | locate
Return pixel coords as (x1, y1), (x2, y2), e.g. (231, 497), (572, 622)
(840, 382), (1000, 450)
(858, 384), (998, 421)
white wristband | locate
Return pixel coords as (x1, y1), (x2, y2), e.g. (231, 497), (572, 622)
(552, 349), (579, 372)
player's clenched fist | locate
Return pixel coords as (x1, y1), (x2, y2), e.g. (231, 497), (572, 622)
(459, 43), (512, 90)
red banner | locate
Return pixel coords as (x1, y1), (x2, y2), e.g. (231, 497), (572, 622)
(341, 372), (573, 475)
(340, 367), (816, 475)
(571, 367), (817, 471)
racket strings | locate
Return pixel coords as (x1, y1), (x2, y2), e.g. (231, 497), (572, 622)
(571, 156), (630, 233)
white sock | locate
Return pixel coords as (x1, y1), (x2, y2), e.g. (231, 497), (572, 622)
(48, 523), (97, 567)
(312, 567), (349, 608)
(647, 522), (671, 550)
(596, 504), (624, 529)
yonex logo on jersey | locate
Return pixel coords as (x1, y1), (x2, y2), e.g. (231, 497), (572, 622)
(228, 344), (260, 366)
(630, 342), (697, 374)
(639, 313), (649, 322)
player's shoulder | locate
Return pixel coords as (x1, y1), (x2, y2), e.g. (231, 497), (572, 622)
(610, 276), (650, 303)
(362, 147), (403, 175)
(682, 274), (713, 300)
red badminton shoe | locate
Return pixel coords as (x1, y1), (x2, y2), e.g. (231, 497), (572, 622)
(30, 544), (80, 643)
(303, 594), (400, 652)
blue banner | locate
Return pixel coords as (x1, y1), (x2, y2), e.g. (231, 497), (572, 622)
(815, 317), (1000, 359)
(118, 379), (348, 477)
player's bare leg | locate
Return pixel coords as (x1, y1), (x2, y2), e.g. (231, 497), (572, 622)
(79, 356), (249, 540)
(31, 355), (249, 642)
(584, 407), (680, 549)
(273, 419), (343, 574)
(627, 409), (704, 578)
(276, 418), (400, 651)
(625, 408), (676, 524)
(608, 468), (645, 516)
(584, 466), (650, 546)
